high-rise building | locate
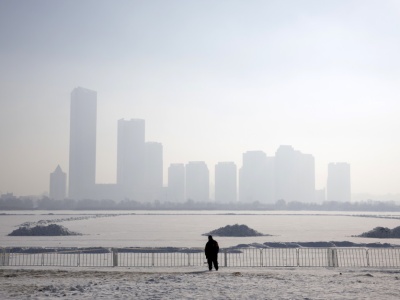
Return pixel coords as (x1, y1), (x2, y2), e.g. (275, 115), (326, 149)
(274, 145), (315, 202)
(144, 142), (163, 202)
(185, 161), (209, 202)
(49, 165), (66, 200)
(68, 87), (97, 200)
(215, 162), (237, 203)
(117, 119), (145, 200)
(239, 151), (274, 203)
(327, 162), (351, 202)
(168, 163), (185, 203)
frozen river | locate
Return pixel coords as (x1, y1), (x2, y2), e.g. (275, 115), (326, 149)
(1, 210), (400, 248)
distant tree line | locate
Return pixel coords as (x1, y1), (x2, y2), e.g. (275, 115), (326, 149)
(1, 194), (400, 211)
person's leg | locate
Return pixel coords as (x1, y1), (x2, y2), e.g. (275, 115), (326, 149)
(213, 258), (218, 270)
(207, 258), (212, 271)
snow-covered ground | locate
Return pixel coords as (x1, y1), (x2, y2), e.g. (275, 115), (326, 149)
(1, 266), (399, 299)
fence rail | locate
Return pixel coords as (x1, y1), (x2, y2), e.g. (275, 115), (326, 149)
(1, 247), (400, 268)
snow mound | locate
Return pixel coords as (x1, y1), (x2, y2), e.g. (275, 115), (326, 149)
(203, 224), (270, 237)
(356, 226), (400, 238)
(8, 224), (81, 236)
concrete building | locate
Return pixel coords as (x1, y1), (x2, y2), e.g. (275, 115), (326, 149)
(49, 165), (67, 200)
(239, 151), (274, 203)
(274, 145), (315, 202)
(215, 162), (237, 203)
(327, 162), (351, 202)
(68, 87), (97, 200)
(185, 161), (209, 202)
(168, 163), (185, 203)
(117, 119), (145, 201)
(144, 142), (163, 202)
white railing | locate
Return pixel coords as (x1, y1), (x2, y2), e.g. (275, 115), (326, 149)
(1, 247), (400, 268)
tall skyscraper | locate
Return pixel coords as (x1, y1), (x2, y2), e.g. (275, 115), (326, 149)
(168, 163), (185, 203)
(49, 165), (66, 200)
(185, 161), (209, 202)
(144, 142), (163, 202)
(117, 119), (145, 200)
(327, 162), (351, 202)
(215, 162), (237, 203)
(274, 145), (315, 202)
(68, 87), (97, 200)
(239, 151), (273, 203)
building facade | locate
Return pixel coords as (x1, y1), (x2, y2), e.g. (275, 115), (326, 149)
(68, 87), (97, 200)
(49, 165), (67, 200)
(117, 118), (145, 200)
(274, 145), (315, 203)
(239, 151), (273, 203)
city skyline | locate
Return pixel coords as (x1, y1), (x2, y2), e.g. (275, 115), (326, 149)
(1, 1), (400, 197)
(0, 83), (391, 200)
(54, 86), (343, 203)
(66, 86), (339, 203)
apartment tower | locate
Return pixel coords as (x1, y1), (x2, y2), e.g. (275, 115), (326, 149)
(68, 87), (97, 200)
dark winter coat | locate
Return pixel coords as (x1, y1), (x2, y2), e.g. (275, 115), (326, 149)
(205, 238), (219, 259)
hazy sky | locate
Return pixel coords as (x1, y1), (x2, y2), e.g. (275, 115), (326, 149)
(1, 0), (400, 197)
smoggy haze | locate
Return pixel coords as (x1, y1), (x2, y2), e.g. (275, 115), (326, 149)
(1, 0), (400, 197)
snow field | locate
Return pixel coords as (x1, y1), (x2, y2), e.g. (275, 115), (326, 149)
(1, 267), (400, 299)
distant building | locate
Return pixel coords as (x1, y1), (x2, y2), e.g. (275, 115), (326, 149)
(327, 162), (351, 202)
(185, 161), (209, 202)
(68, 87), (97, 200)
(144, 142), (163, 202)
(215, 162), (237, 203)
(168, 163), (185, 203)
(117, 119), (145, 200)
(49, 165), (67, 200)
(239, 151), (274, 203)
(274, 145), (315, 202)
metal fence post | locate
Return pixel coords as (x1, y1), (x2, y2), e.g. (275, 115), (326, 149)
(5, 248), (9, 266)
(77, 251), (81, 267)
(41, 253), (45, 266)
(112, 248), (118, 267)
(366, 249), (370, 267)
(224, 249), (227, 267)
(260, 249), (263, 267)
(296, 249), (299, 267)
(187, 253), (191, 266)
(0, 248), (4, 266)
(332, 249), (338, 267)
(327, 249), (338, 267)
(152, 253), (155, 267)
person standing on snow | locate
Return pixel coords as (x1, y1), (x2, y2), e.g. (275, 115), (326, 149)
(205, 235), (219, 271)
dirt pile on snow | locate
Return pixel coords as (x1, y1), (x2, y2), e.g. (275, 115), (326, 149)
(356, 226), (400, 238)
(203, 224), (270, 237)
(8, 224), (81, 236)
